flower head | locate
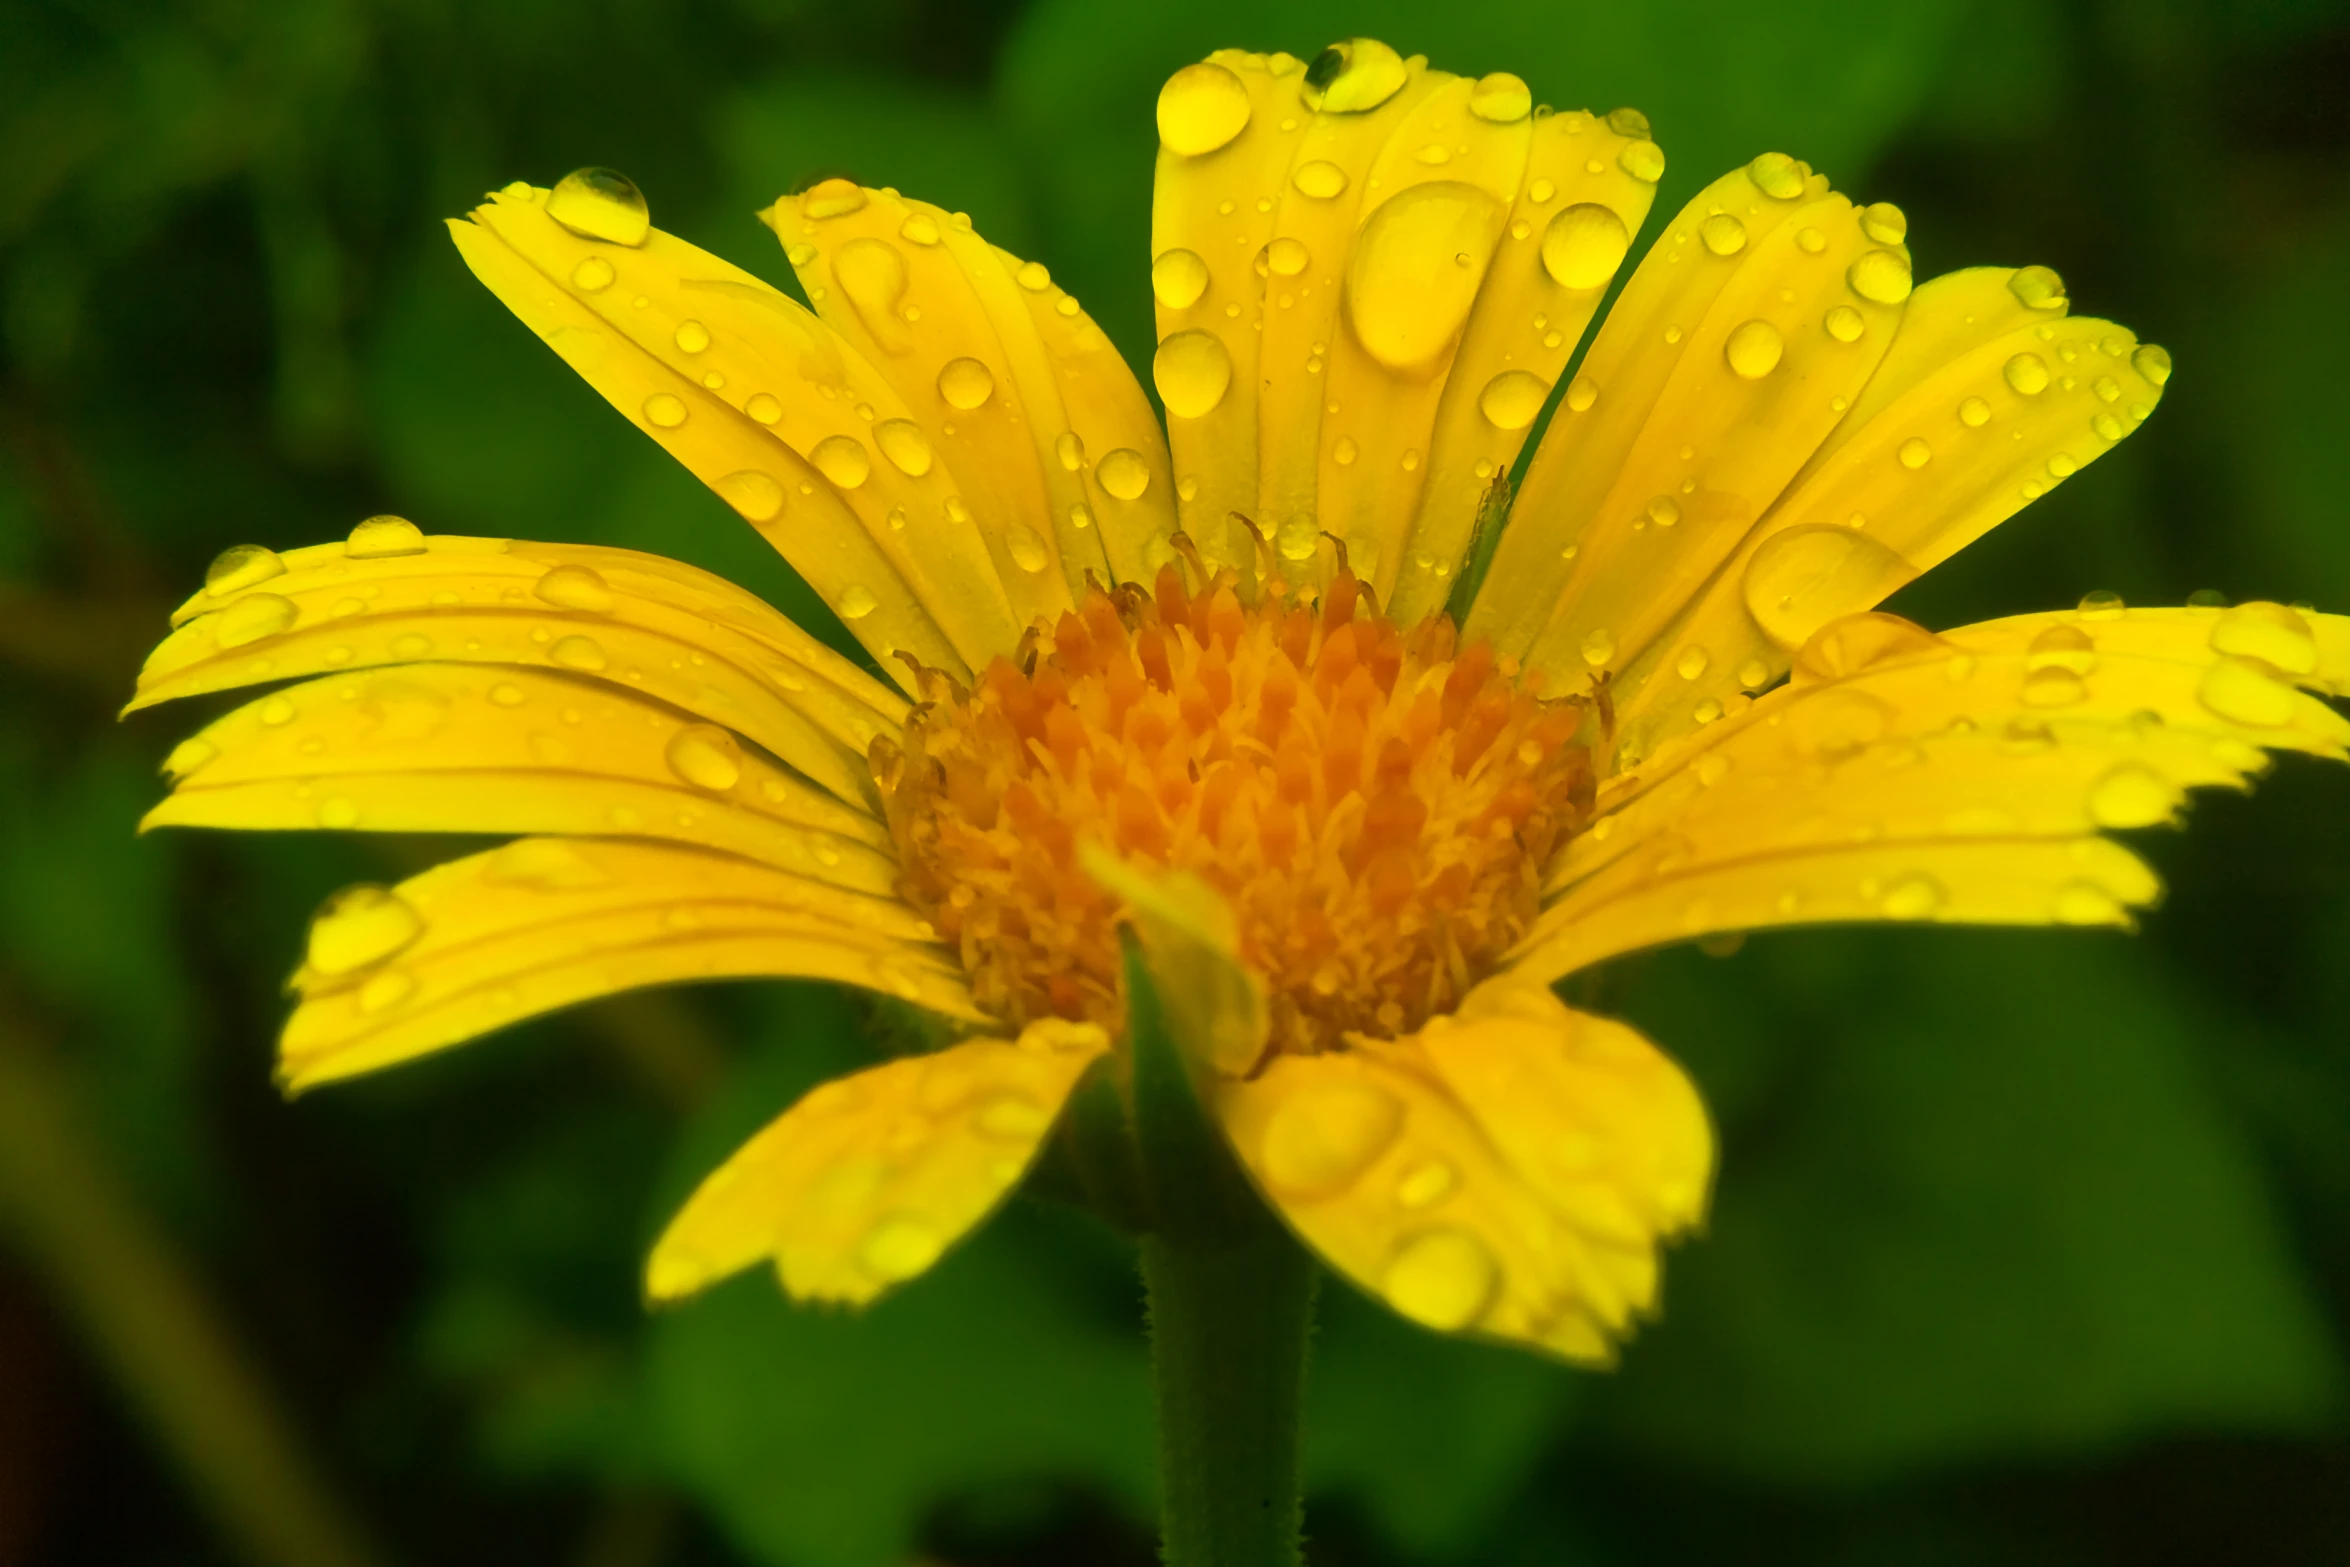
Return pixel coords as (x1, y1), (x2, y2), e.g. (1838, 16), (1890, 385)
(130, 40), (2347, 1363)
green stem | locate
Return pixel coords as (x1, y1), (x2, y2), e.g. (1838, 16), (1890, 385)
(1124, 943), (1316, 1567)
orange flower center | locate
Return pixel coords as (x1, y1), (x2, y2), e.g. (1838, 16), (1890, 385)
(872, 557), (1596, 1057)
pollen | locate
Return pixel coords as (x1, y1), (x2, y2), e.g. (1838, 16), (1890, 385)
(873, 547), (1597, 1058)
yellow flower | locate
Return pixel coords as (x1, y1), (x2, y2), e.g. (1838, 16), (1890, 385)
(129, 39), (2346, 1365)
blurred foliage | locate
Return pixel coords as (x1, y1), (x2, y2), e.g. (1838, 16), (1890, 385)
(2, 0), (2348, 1564)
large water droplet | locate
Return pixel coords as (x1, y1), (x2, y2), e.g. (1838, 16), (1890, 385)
(1292, 160), (1349, 200)
(937, 356), (995, 411)
(1792, 611), (1944, 681)
(1383, 1228), (1499, 1331)
(874, 419), (933, 477)
(2008, 264), (2066, 310)
(1860, 201), (1908, 244)
(799, 177), (867, 220)
(1847, 248), (1913, 305)
(1959, 394), (1992, 426)
(1897, 437), (1932, 470)
(534, 563), (615, 612)
(811, 435), (872, 489)
(1618, 140), (1666, 183)
(641, 393), (687, 429)
(1153, 330), (1233, 418)
(2003, 352), (2051, 395)
(347, 514), (426, 559)
(2198, 654), (2297, 726)
(1157, 61), (1252, 155)
(1265, 236), (1310, 276)
(1540, 203), (1630, 290)
(547, 168), (650, 246)
(1676, 645), (1710, 680)
(1055, 431), (1085, 472)
(2211, 601), (2318, 675)
(899, 212), (940, 246)
(1564, 375), (1598, 412)
(836, 584), (879, 620)
(1348, 182), (1506, 370)
(2026, 622), (2096, 672)
(666, 723), (744, 791)
(1747, 151), (1805, 199)
(1007, 526), (1052, 573)
(1743, 525), (1916, 649)
(717, 470), (785, 522)
(1580, 626), (1616, 667)
(163, 737), (218, 778)
(673, 320), (710, 354)
(2132, 344), (2172, 387)
(1468, 71), (1531, 123)
(1824, 305), (1865, 343)
(549, 634), (607, 671)
(1478, 369), (1550, 430)
(1150, 248), (1210, 311)
(859, 1214), (944, 1282)
(1303, 37), (1406, 113)
(1260, 1079), (1404, 1198)
(1699, 213), (1747, 256)
(2020, 665), (2088, 707)
(206, 544), (286, 596)
(215, 592), (299, 648)
(307, 884), (425, 976)
(1725, 319), (1784, 379)
(2088, 761), (2177, 828)
(1097, 448), (1151, 500)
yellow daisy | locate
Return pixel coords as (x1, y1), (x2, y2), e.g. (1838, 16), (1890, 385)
(130, 37), (2345, 1377)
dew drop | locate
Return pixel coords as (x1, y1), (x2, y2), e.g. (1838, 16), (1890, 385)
(1097, 447), (1151, 500)
(205, 544), (286, 596)
(1348, 183), (1506, 370)
(1564, 374), (1598, 412)
(834, 237), (909, 341)
(1618, 139), (1666, 182)
(899, 212), (940, 246)
(1847, 248), (1914, 305)
(1055, 431), (1086, 472)
(2003, 352), (2051, 396)
(744, 392), (783, 425)
(1880, 872), (1945, 919)
(874, 419), (933, 477)
(1742, 525), (1915, 649)
(1699, 213), (1747, 256)
(1580, 626), (1616, 667)
(215, 592), (299, 648)
(1303, 37), (1407, 113)
(2020, 665), (2088, 707)
(1959, 395), (1992, 427)
(547, 167), (650, 246)
(570, 256), (614, 292)
(306, 884), (425, 976)
(1157, 61), (1252, 155)
(1260, 1079), (1403, 1198)
(671, 319), (711, 355)
(1748, 151), (1806, 199)
(859, 1215), (944, 1282)
(1292, 160), (1350, 200)
(346, 514), (426, 559)
(2008, 264), (2067, 310)
(1266, 236), (1310, 276)
(1275, 515), (1319, 562)
(1824, 304), (1866, 343)
(534, 563), (615, 612)
(1478, 369), (1551, 430)
(808, 435), (871, 490)
(1333, 435), (1358, 465)
(2131, 343), (2172, 387)
(1008, 526), (1052, 573)
(1469, 71), (1532, 123)
(2211, 601), (2318, 674)
(836, 584), (880, 621)
(1676, 645), (1710, 680)
(937, 356), (996, 411)
(2088, 761), (2176, 828)
(163, 737), (218, 778)
(1153, 330), (1233, 418)
(716, 470), (786, 522)
(2026, 622), (2097, 672)
(1795, 226), (1827, 254)
(1150, 247), (1211, 311)
(641, 393), (688, 429)
(1646, 496), (1682, 529)
(1383, 1229), (1499, 1331)
(666, 723), (744, 791)
(1527, 177), (1556, 203)
(1540, 203), (1631, 289)
(1860, 201), (1908, 244)
(1897, 437), (1932, 470)
(799, 177), (867, 220)
(1725, 319), (1785, 379)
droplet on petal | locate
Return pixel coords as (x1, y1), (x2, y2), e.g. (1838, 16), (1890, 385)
(307, 884), (425, 976)
(1097, 448), (1152, 500)
(666, 724), (744, 792)
(534, 563), (616, 612)
(937, 357), (996, 411)
(347, 514), (427, 559)
(548, 167), (650, 246)
(1478, 369), (1551, 430)
(1154, 330), (1234, 418)
(215, 593), (299, 647)
(1383, 1229), (1499, 1331)
(1541, 203), (1631, 290)
(1157, 61), (1253, 155)
(205, 544), (286, 596)
(1151, 247), (1211, 309)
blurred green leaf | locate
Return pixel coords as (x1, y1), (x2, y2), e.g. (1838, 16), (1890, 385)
(1594, 932), (2341, 1480)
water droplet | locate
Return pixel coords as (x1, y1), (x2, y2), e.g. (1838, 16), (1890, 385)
(1725, 319), (1785, 379)
(1743, 525), (1915, 649)
(1414, 142), (1453, 166)
(570, 256), (614, 292)
(663, 321), (710, 359)
(1265, 236), (1310, 277)
(2087, 761), (2176, 828)
(1054, 431), (1086, 472)
(2209, 600), (2317, 676)
(809, 435), (871, 489)
(1859, 201), (1907, 244)
(836, 584), (879, 621)
(2026, 622), (2096, 674)
(1699, 213), (1746, 256)
(2020, 665), (2088, 707)
(1149, 249), (1211, 315)
(1153, 330), (1233, 418)
(1580, 626), (1616, 667)
(252, 694), (294, 728)
(489, 682), (525, 707)
(2132, 344), (2172, 387)
(641, 393), (687, 429)
(2187, 588), (2229, 610)
(799, 177), (867, 220)
(937, 356), (995, 411)
(1527, 178), (1556, 203)
(1641, 496), (1681, 530)
(307, 884), (425, 976)
(1847, 248), (1913, 305)
(1959, 395), (1992, 427)
(1012, 259), (1052, 293)
(1331, 435), (1359, 466)
(548, 167), (650, 246)
(859, 1214), (944, 1282)
(534, 562), (615, 612)
(1007, 526), (1052, 573)
(214, 592), (299, 648)
(1348, 183), (1507, 370)
(549, 634), (606, 671)
(1540, 203), (1630, 290)
(2052, 881), (2124, 925)
(1478, 369), (1551, 430)
(1676, 646), (1710, 680)
(1383, 1228), (1499, 1331)
(874, 420), (933, 477)
(899, 212), (940, 245)
(2008, 265), (2066, 310)
(1275, 516), (1319, 562)
(1158, 61), (1252, 155)
(205, 544), (286, 596)
(1880, 872), (1944, 919)
(1469, 71), (1531, 122)
(2002, 352), (2051, 396)
(1303, 37), (1407, 113)
(163, 736), (218, 778)
(1564, 375), (1598, 412)
(1795, 226), (1827, 254)
(1395, 1159), (1457, 1210)
(1097, 447), (1151, 500)
(744, 392), (783, 425)
(1823, 304), (1866, 343)
(1292, 160), (1349, 200)
(1891, 436), (1931, 471)
(1618, 139), (1666, 182)
(666, 723), (743, 791)
(716, 470), (785, 522)
(346, 514), (426, 559)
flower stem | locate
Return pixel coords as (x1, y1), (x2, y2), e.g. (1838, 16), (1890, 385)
(1124, 943), (1316, 1567)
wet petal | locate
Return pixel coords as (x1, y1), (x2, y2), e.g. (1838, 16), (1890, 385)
(1215, 978), (1709, 1362)
(453, 190), (1001, 683)
(1470, 159), (1907, 691)
(145, 664), (898, 892)
(135, 533), (903, 806)
(1614, 267), (2168, 760)
(1517, 605), (2349, 980)
(282, 838), (974, 1091)
(646, 1018), (1110, 1305)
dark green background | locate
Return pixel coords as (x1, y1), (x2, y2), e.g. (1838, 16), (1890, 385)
(2, 0), (2347, 1562)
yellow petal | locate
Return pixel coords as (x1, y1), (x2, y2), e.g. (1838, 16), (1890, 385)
(451, 194), (985, 684)
(1152, 50), (1322, 564)
(146, 664), (899, 892)
(1516, 604), (2349, 980)
(1385, 109), (1659, 622)
(646, 1018), (1110, 1305)
(1472, 160), (1910, 690)
(282, 837), (974, 1091)
(1615, 268), (2167, 760)
(763, 186), (1091, 619)
(1078, 843), (1266, 1078)
(1215, 979), (1709, 1363)
(136, 533), (902, 806)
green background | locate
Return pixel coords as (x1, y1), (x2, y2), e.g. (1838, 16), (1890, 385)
(3, 0), (2348, 1562)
